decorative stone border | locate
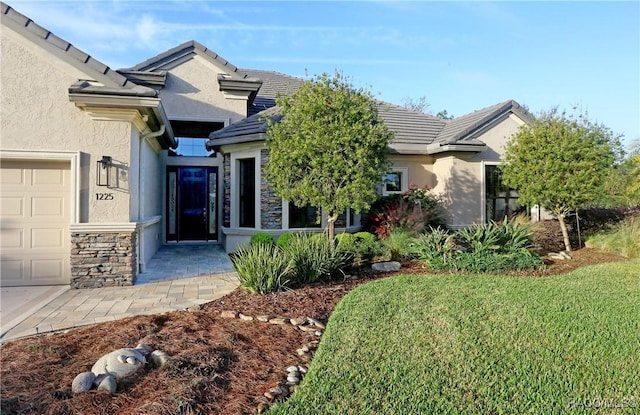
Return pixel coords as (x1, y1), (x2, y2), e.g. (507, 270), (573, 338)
(219, 310), (326, 412)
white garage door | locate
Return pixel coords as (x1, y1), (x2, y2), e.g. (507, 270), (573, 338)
(1, 160), (71, 286)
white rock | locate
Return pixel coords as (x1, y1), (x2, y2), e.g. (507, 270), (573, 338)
(286, 365), (299, 373)
(95, 373), (117, 394)
(71, 372), (95, 393)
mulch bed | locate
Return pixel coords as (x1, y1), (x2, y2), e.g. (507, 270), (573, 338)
(0, 247), (629, 415)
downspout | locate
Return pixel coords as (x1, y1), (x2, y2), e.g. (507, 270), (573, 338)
(137, 123), (166, 274)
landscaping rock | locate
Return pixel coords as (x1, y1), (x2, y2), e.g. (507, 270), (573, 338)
(286, 375), (300, 385)
(239, 313), (254, 321)
(307, 318), (325, 329)
(95, 373), (117, 394)
(256, 315), (271, 322)
(220, 310), (239, 319)
(150, 350), (170, 367)
(269, 317), (289, 325)
(286, 366), (299, 373)
(372, 261), (402, 272)
(71, 372), (95, 393)
(289, 317), (307, 326)
(549, 251), (573, 260)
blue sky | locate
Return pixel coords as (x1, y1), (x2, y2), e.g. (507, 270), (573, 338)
(7, 0), (639, 148)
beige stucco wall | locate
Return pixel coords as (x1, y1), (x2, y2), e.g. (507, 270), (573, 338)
(431, 114), (526, 228)
(388, 154), (437, 189)
(159, 55), (248, 122)
(1, 26), (133, 223)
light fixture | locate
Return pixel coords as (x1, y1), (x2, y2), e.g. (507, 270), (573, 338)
(96, 156), (112, 186)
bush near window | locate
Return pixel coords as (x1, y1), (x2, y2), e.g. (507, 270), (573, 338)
(249, 232), (275, 246)
(231, 244), (291, 294)
(418, 219), (543, 273)
(275, 232), (295, 249)
(364, 185), (445, 238)
(286, 233), (354, 284)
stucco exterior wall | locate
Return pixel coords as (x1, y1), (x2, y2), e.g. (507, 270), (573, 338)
(430, 115), (527, 228)
(388, 154), (437, 189)
(1, 27), (132, 223)
(159, 55), (248, 122)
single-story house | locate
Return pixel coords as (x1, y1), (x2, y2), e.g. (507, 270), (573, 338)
(0, 2), (532, 288)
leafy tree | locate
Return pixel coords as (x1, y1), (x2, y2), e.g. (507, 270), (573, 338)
(500, 108), (622, 251)
(265, 71), (394, 241)
(435, 109), (454, 120)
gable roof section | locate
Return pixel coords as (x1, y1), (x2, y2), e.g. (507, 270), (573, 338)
(120, 40), (263, 102)
(434, 99), (533, 145)
(1, 2), (139, 91)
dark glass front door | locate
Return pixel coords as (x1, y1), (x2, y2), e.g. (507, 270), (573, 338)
(167, 167), (217, 241)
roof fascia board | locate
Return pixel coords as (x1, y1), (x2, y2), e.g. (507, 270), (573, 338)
(388, 143), (430, 155)
(1, 3), (129, 88)
(426, 144), (487, 155)
(205, 133), (266, 150)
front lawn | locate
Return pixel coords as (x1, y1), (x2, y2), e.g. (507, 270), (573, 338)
(271, 261), (640, 414)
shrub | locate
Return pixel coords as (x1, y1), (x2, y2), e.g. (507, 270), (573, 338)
(586, 215), (640, 258)
(364, 186), (444, 238)
(414, 227), (456, 262)
(285, 233), (353, 284)
(276, 232), (295, 249)
(335, 232), (357, 251)
(249, 232), (275, 246)
(457, 218), (534, 255)
(352, 232), (386, 264)
(231, 244), (291, 294)
(381, 229), (419, 262)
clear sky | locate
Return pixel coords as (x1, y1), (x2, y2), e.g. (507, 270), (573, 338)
(6, 0), (639, 148)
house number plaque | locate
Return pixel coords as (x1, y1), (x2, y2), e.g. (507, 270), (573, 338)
(95, 193), (114, 201)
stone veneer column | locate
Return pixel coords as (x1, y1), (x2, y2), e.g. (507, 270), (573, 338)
(260, 149), (282, 230)
(70, 229), (137, 288)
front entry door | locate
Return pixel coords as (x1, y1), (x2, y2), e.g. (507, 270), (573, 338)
(167, 167), (217, 241)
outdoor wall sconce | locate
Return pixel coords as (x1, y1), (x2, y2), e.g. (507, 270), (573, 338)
(96, 155), (112, 186)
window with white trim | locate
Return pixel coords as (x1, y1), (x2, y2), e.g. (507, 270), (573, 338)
(383, 168), (408, 195)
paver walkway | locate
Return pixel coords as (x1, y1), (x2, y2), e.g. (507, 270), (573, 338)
(1, 244), (238, 342)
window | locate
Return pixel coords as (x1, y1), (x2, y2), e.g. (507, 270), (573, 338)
(383, 168), (408, 195)
(238, 158), (256, 228)
(173, 137), (214, 157)
(485, 165), (523, 222)
(289, 202), (321, 228)
(169, 120), (224, 157)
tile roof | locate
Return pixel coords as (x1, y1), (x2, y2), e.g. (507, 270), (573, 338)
(124, 41), (257, 83)
(1, 1), (141, 92)
(435, 99), (533, 145)
(240, 69), (304, 116)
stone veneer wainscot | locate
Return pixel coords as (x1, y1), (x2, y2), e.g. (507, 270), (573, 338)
(70, 225), (138, 288)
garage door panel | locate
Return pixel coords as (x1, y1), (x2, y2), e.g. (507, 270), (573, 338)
(1, 196), (24, 216)
(1, 161), (70, 286)
(32, 197), (65, 216)
(32, 259), (65, 280)
(31, 228), (64, 248)
(0, 167), (24, 185)
(1, 228), (24, 248)
(31, 167), (67, 186)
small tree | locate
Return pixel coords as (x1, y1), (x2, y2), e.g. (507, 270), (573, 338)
(265, 71), (394, 241)
(500, 108), (622, 251)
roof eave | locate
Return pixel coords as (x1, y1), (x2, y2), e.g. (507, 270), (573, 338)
(68, 91), (177, 149)
(205, 133), (266, 150)
(426, 143), (487, 155)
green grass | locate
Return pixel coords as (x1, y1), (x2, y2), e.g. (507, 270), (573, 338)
(270, 261), (640, 414)
(586, 215), (640, 258)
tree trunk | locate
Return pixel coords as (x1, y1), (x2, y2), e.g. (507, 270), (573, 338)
(557, 212), (572, 252)
(327, 213), (339, 243)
